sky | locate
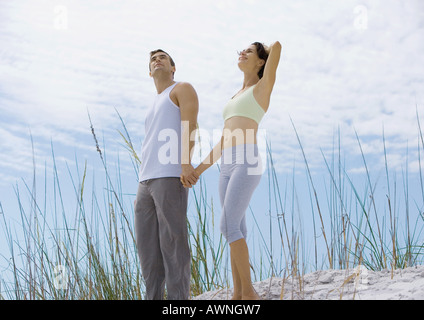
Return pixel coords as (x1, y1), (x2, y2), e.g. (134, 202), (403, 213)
(1, 0), (424, 285)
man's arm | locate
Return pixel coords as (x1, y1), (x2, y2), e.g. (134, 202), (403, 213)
(174, 82), (199, 187)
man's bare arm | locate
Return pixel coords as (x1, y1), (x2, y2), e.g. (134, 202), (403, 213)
(175, 82), (199, 187)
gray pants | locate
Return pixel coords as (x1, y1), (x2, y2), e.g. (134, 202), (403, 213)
(134, 178), (190, 300)
(219, 144), (262, 244)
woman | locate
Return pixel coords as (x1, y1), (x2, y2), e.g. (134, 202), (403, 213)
(184, 41), (281, 300)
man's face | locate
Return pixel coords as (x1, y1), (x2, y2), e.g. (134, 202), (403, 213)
(149, 52), (175, 77)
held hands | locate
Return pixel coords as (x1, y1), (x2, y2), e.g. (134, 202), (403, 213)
(180, 164), (200, 188)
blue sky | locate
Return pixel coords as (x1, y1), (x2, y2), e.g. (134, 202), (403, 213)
(1, 0), (424, 280)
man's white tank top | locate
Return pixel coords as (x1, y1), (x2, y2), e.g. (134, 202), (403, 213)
(139, 82), (182, 182)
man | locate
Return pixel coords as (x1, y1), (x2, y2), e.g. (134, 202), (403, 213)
(134, 49), (199, 300)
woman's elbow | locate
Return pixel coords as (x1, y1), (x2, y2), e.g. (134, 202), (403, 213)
(272, 41), (282, 51)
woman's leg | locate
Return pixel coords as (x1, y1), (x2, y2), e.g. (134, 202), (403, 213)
(219, 163), (261, 300)
(219, 169), (260, 244)
(219, 164), (242, 300)
(230, 238), (260, 300)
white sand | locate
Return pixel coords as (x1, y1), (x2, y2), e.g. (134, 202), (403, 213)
(194, 265), (424, 300)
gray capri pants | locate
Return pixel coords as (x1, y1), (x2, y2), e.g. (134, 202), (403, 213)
(134, 177), (190, 300)
(219, 144), (262, 244)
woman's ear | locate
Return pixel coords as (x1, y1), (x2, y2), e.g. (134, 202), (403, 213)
(258, 59), (265, 68)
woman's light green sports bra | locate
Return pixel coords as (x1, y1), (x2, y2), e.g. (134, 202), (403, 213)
(222, 85), (265, 124)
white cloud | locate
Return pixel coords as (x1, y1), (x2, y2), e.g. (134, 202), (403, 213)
(0, 0), (423, 190)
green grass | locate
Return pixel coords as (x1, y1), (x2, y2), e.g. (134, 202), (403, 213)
(1, 109), (423, 300)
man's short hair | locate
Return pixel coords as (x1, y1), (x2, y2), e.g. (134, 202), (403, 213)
(149, 49), (175, 78)
(149, 49), (176, 69)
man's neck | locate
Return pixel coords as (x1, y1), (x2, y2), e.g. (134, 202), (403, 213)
(153, 76), (176, 94)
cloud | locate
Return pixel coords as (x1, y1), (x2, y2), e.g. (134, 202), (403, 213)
(259, 0), (424, 174)
(0, 0), (423, 191)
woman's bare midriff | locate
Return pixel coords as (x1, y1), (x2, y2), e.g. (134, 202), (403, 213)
(222, 116), (259, 149)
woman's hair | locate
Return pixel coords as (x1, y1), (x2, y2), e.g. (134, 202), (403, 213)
(252, 42), (268, 79)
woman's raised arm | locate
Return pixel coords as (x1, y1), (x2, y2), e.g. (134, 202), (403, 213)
(261, 41), (282, 92)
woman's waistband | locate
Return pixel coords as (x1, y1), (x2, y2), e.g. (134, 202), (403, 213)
(221, 143), (260, 165)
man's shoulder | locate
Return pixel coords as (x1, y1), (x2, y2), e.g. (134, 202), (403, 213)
(171, 82), (198, 103)
(169, 81), (198, 107)
(174, 81), (197, 93)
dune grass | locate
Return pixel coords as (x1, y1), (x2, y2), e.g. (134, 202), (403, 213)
(0, 109), (423, 300)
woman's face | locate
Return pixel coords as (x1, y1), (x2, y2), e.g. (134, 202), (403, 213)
(238, 44), (264, 73)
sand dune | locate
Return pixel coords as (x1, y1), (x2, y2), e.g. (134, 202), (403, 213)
(194, 265), (424, 300)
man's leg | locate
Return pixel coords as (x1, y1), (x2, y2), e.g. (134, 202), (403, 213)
(134, 181), (165, 300)
(150, 178), (190, 300)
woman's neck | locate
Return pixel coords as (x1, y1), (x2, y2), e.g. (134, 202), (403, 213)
(242, 72), (260, 89)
